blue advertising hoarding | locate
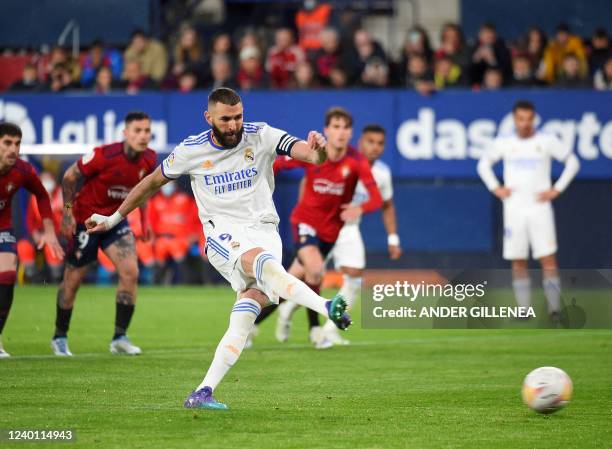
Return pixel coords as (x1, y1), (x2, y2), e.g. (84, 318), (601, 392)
(2, 89), (611, 179)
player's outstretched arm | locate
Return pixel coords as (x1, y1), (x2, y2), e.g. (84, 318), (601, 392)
(288, 131), (327, 165)
(86, 166), (169, 234)
(381, 199), (402, 260)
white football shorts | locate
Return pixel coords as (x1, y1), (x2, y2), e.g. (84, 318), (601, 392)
(330, 223), (366, 270)
(203, 216), (283, 303)
(503, 200), (557, 260)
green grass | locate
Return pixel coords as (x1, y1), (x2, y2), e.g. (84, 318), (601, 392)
(1, 285), (611, 449)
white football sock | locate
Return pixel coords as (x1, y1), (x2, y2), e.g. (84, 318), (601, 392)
(253, 252), (328, 316)
(339, 275), (361, 310)
(543, 276), (561, 313)
(198, 298), (261, 391)
(512, 277), (531, 309)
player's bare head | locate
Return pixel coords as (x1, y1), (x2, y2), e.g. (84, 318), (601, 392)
(206, 87), (244, 148)
(324, 107), (353, 152)
(359, 124), (386, 163)
(512, 100), (536, 138)
(123, 111), (152, 152)
(0, 122), (22, 168)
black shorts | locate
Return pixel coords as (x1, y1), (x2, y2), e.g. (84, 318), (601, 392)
(0, 228), (17, 254)
(291, 222), (335, 260)
(66, 220), (131, 267)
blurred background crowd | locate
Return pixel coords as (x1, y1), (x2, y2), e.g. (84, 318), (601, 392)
(1, 0), (611, 95)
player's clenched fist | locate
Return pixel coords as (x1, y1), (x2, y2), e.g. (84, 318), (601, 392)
(307, 131), (327, 164)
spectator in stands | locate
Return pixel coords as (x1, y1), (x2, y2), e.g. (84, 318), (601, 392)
(482, 67), (503, 90)
(588, 28), (610, 75)
(296, 0), (333, 55)
(292, 61), (318, 89)
(266, 28), (306, 89)
(556, 53), (590, 88)
(594, 55), (612, 90)
(348, 28), (387, 85)
(124, 29), (168, 83)
(44, 63), (78, 92)
(172, 25), (206, 83)
(178, 71), (198, 93)
(210, 33), (235, 69)
(93, 66), (122, 94)
(435, 23), (469, 70)
(359, 57), (389, 88)
(433, 55), (464, 89)
(236, 46), (268, 90)
(511, 54), (540, 87)
(122, 60), (156, 94)
(208, 55), (237, 90)
(542, 23), (588, 84)
(522, 27), (548, 82)
(405, 53), (435, 95)
(46, 46), (80, 85)
(401, 26), (433, 64)
(314, 27), (344, 86)
(468, 22), (512, 86)
(80, 40), (123, 88)
(329, 67), (349, 88)
(9, 64), (41, 92)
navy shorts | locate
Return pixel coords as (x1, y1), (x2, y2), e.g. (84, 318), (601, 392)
(291, 222), (335, 260)
(66, 220), (131, 267)
(0, 228), (17, 254)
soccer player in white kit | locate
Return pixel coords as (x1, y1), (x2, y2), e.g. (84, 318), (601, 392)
(275, 124), (402, 345)
(477, 100), (580, 319)
(85, 88), (351, 410)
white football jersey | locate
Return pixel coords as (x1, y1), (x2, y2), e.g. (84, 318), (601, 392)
(162, 122), (298, 224)
(482, 131), (570, 203)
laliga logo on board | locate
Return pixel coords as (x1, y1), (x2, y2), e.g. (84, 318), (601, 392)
(0, 101), (168, 148)
(0, 100), (36, 144)
(396, 107), (612, 161)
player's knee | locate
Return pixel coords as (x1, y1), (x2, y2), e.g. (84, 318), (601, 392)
(341, 267), (363, 278)
(239, 288), (269, 307)
(118, 264), (139, 284)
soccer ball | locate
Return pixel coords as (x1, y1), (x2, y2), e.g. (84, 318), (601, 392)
(522, 367), (572, 414)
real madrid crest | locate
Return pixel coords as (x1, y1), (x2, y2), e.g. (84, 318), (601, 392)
(244, 148), (255, 164)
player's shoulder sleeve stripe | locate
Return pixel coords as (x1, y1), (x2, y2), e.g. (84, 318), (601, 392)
(181, 130), (211, 146)
(244, 122), (265, 134)
(276, 133), (299, 156)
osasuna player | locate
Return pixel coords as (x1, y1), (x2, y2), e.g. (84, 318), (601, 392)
(263, 108), (382, 348)
(0, 123), (64, 357)
(282, 124), (401, 345)
(51, 112), (156, 356)
(85, 87), (351, 410)
(477, 100), (580, 318)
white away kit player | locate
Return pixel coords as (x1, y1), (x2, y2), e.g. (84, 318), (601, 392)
(85, 87), (351, 410)
(477, 100), (580, 319)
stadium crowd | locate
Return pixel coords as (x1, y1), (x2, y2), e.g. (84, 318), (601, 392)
(2, 3), (611, 94)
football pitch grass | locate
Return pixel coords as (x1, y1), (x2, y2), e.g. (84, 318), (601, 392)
(1, 286), (610, 449)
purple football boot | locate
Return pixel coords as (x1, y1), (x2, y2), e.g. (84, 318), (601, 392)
(184, 387), (228, 410)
